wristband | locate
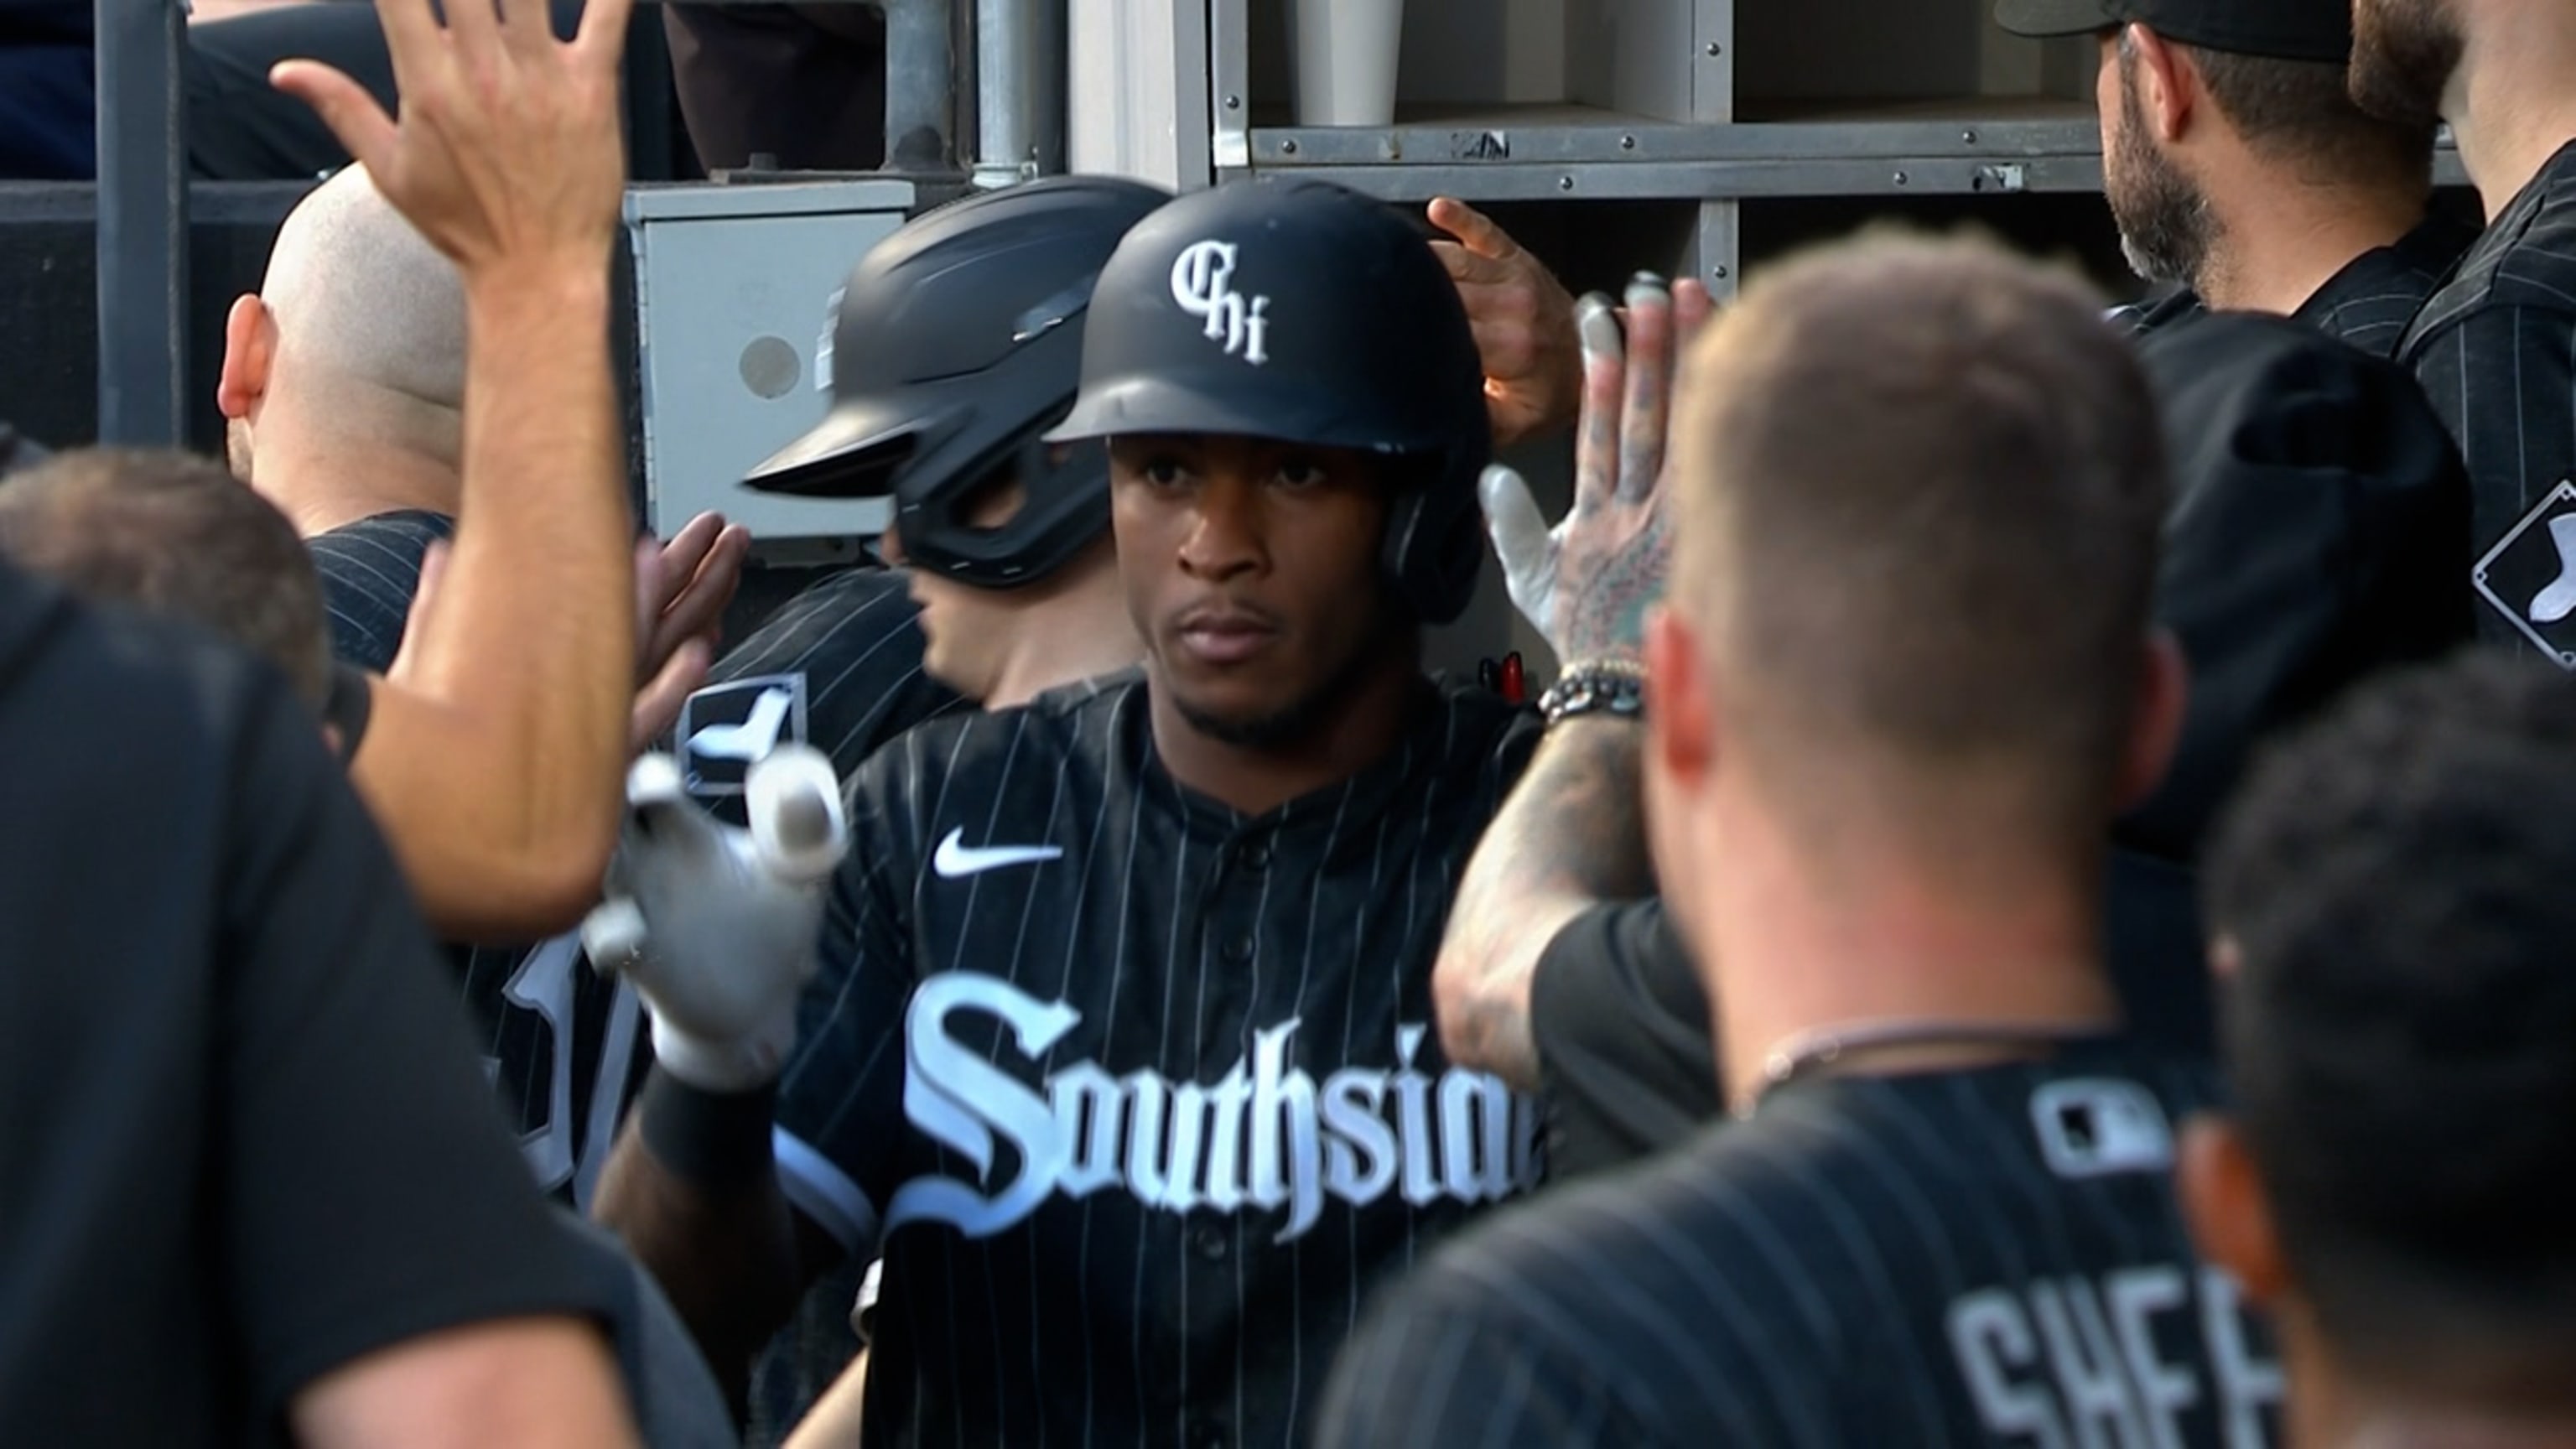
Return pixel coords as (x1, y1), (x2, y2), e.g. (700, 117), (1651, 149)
(1540, 659), (1647, 726)
(636, 1067), (779, 1191)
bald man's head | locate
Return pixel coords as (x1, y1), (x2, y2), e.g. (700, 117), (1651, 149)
(221, 165), (468, 501)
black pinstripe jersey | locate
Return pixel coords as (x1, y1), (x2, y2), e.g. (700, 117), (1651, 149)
(492, 566), (969, 1208)
(306, 551), (963, 1213)
(306, 508), (454, 673)
(773, 673), (1542, 1449)
(2111, 210), (2473, 358)
(2400, 142), (2576, 666)
(1320, 1041), (2283, 1448)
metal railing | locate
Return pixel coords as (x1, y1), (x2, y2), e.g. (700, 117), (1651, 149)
(87, 0), (1066, 446)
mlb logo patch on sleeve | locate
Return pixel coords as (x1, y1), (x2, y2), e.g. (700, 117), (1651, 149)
(675, 673), (809, 797)
(2029, 1078), (2174, 1179)
(2475, 480), (2576, 668)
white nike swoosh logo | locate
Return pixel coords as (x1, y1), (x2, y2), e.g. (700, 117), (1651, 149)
(932, 828), (1065, 879)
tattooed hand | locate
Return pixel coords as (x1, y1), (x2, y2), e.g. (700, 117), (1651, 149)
(1481, 274), (1715, 665)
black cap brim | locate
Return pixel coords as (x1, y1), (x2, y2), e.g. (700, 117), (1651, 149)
(1994, 0), (2118, 38)
(742, 400), (931, 499)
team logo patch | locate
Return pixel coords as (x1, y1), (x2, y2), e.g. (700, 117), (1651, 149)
(1171, 240), (1271, 365)
(2030, 1078), (2173, 1179)
(675, 673), (809, 797)
(2474, 480), (2576, 669)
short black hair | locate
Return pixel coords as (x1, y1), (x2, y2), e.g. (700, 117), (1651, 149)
(2178, 41), (2435, 196)
(2206, 653), (2576, 1398)
(0, 447), (334, 710)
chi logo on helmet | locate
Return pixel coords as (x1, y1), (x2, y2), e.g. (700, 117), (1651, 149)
(1170, 240), (1271, 366)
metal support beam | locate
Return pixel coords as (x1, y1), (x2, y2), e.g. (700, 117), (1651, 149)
(94, 0), (189, 446)
(883, 0), (961, 174)
(974, 0), (1065, 186)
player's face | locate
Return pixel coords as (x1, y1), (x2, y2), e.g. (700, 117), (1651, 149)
(2350, 0), (2463, 130)
(2103, 36), (2214, 288)
(1109, 434), (1394, 750)
(885, 475), (1029, 699)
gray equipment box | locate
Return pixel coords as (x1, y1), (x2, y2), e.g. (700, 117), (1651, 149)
(625, 180), (917, 546)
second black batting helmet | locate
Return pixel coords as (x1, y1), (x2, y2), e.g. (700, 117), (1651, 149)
(745, 174), (1174, 589)
(1045, 176), (1493, 624)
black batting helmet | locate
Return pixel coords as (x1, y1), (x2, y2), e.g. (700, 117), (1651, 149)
(745, 175), (1173, 589)
(1045, 177), (1492, 624)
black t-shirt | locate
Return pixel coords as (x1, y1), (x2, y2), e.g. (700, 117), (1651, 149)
(1530, 847), (2209, 1182)
(2124, 309), (2475, 861)
(2399, 140), (2576, 665)
(773, 673), (1541, 1449)
(305, 507), (454, 673)
(0, 566), (615, 1446)
(1320, 1041), (2282, 1446)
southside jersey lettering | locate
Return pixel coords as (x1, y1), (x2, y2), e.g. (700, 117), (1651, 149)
(893, 979), (1534, 1243)
(773, 671), (1540, 1449)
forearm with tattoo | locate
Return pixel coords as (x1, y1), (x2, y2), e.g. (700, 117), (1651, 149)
(1435, 719), (1652, 1090)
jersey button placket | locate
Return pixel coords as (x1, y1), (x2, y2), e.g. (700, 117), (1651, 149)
(1219, 933), (1255, 967)
(1192, 1223), (1229, 1261)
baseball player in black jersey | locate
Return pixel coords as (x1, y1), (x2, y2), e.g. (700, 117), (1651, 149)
(2186, 657), (2576, 1449)
(553, 176), (1166, 1444)
(589, 177), (1658, 1448)
(2352, 0), (2576, 667)
(1997, 0), (2470, 355)
(1326, 235), (2282, 1446)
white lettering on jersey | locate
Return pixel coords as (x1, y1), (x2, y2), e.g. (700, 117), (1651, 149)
(1947, 1269), (2281, 1449)
(1170, 241), (1272, 366)
(883, 972), (1536, 1241)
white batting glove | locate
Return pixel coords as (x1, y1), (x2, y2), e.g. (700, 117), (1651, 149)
(1479, 463), (1561, 640)
(584, 745), (849, 1093)
(1478, 298), (1630, 642)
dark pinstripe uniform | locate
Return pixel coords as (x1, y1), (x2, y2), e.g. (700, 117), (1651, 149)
(2398, 143), (2576, 664)
(1321, 1041), (2283, 1448)
(772, 673), (1541, 1449)
(304, 545), (966, 1213)
(2114, 210), (2474, 357)
(306, 508), (454, 673)
(496, 564), (967, 1207)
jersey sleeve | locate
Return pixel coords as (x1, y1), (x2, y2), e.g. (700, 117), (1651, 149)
(215, 675), (620, 1410)
(772, 759), (920, 1262)
(1317, 1270), (1647, 1447)
(1529, 899), (1722, 1182)
(2407, 300), (2576, 657)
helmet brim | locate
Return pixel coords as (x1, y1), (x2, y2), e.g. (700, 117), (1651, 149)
(1993, 0), (2117, 37)
(743, 397), (940, 499)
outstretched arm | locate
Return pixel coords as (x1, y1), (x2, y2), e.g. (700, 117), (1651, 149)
(1433, 278), (1711, 1088)
(278, 0), (647, 940)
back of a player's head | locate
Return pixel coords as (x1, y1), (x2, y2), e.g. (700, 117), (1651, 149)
(2132, 31), (2436, 197)
(1670, 232), (2168, 842)
(0, 448), (332, 711)
(2205, 654), (2576, 1396)
(252, 164), (466, 447)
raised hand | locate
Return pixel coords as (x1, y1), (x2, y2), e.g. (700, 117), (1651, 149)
(627, 513), (751, 752)
(270, 0), (635, 278)
(1429, 197), (1582, 449)
(1481, 275), (1715, 666)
